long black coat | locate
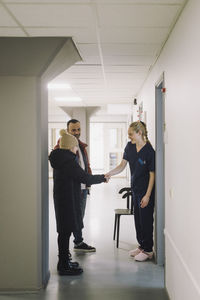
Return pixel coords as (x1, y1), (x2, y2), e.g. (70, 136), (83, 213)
(49, 148), (105, 234)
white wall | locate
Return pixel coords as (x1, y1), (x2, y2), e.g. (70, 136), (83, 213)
(137, 1), (200, 299)
(0, 76), (42, 290)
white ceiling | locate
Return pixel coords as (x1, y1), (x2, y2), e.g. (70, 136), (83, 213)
(0, 0), (187, 111)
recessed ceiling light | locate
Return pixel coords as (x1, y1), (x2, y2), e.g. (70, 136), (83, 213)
(54, 97), (82, 102)
(48, 83), (71, 90)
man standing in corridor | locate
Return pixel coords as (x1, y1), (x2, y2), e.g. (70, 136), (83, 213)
(54, 119), (96, 253)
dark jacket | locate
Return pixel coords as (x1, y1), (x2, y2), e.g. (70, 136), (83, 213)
(49, 148), (105, 233)
(54, 138), (92, 186)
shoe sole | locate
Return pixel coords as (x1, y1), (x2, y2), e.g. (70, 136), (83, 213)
(134, 254), (153, 262)
(74, 249), (96, 253)
(58, 270), (83, 276)
(135, 257), (153, 262)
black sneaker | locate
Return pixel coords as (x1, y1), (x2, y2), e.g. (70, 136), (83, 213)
(74, 242), (96, 253)
(57, 261), (83, 276)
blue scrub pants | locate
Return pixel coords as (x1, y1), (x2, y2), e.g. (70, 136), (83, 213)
(132, 191), (154, 252)
(73, 189), (88, 245)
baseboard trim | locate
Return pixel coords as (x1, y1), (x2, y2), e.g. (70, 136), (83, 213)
(0, 270), (50, 294)
(164, 229), (200, 297)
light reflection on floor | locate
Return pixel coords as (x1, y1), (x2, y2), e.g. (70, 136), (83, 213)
(0, 178), (168, 300)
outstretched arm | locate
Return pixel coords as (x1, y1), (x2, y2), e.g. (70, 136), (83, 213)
(105, 159), (127, 177)
(69, 160), (106, 185)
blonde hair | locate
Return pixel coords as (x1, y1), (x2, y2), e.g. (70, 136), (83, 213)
(129, 121), (150, 143)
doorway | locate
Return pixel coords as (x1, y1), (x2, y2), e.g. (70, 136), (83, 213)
(90, 122), (127, 177)
(155, 74), (165, 266)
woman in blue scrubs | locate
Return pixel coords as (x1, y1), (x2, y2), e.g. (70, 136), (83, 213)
(106, 121), (155, 262)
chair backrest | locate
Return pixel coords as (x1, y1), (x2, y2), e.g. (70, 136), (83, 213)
(119, 187), (131, 194)
(118, 187), (134, 214)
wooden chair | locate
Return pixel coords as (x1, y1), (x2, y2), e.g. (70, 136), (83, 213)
(113, 187), (134, 248)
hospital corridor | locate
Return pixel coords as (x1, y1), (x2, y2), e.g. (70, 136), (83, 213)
(1, 1), (200, 300)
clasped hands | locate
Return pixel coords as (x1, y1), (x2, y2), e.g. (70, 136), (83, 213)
(104, 173), (111, 183)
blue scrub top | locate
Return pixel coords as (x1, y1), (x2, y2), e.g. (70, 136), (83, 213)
(123, 142), (155, 194)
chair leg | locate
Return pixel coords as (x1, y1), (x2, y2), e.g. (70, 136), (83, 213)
(116, 215), (121, 248)
(113, 214), (117, 240)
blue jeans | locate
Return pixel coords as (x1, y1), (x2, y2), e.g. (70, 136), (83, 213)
(73, 189), (88, 245)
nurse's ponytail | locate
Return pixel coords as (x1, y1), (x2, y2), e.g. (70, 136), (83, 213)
(140, 121), (150, 144)
(129, 121), (151, 144)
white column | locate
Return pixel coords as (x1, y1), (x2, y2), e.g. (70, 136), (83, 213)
(0, 37), (81, 291)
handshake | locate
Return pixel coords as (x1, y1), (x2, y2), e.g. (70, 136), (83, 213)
(104, 173), (111, 183)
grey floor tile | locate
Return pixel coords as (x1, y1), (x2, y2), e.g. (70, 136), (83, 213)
(0, 179), (168, 300)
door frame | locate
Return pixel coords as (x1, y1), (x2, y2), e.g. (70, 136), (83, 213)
(155, 72), (165, 266)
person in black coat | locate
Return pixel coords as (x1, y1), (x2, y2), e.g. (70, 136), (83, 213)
(49, 129), (107, 276)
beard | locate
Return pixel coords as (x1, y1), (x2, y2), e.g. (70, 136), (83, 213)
(74, 134), (80, 139)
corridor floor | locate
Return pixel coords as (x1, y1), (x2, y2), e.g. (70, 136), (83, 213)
(0, 178), (169, 300)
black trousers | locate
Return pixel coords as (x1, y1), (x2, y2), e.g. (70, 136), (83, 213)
(132, 192), (154, 252)
(73, 189), (88, 244)
(57, 231), (72, 258)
